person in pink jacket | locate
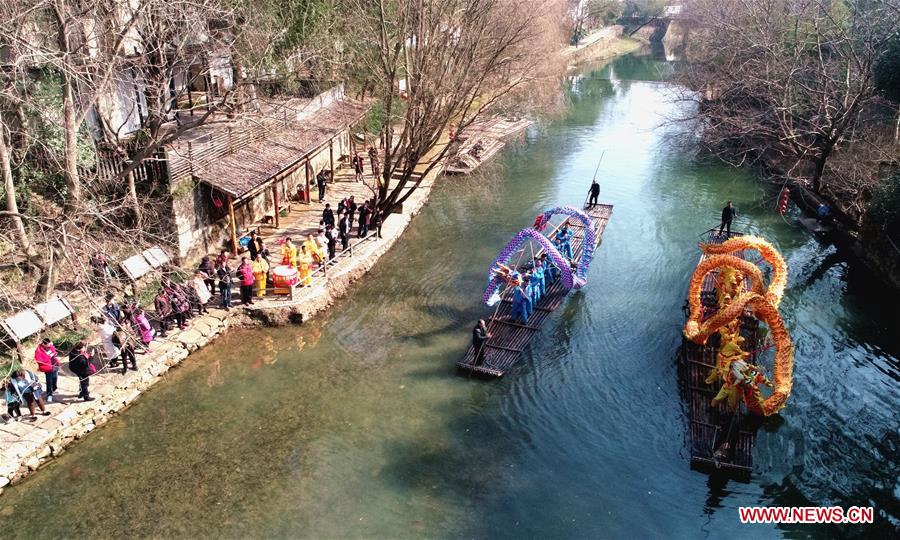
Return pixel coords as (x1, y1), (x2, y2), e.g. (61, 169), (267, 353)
(238, 257), (255, 305)
(126, 304), (156, 347)
(34, 338), (60, 402)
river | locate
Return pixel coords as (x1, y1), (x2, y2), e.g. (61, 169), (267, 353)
(1, 52), (898, 539)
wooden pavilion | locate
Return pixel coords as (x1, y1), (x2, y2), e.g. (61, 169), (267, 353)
(162, 87), (371, 263)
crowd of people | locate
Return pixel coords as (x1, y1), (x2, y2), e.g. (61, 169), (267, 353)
(508, 252), (560, 326)
(269, 196), (383, 288)
(2, 261), (223, 416)
(322, 196), (383, 243)
(3, 164), (389, 421)
(471, 253), (562, 368)
(3, 292), (155, 417)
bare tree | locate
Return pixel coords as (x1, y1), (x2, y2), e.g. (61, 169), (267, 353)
(0, 110), (37, 266)
(677, 0), (900, 220)
(45, 0), (148, 208)
(341, 0), (568, 219)
(0, 0), (247, 301)
(95, 0), (246, 225)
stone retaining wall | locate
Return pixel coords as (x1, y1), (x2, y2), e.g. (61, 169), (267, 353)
(0, 173), (437, 496)
(565, 26), (626, 64)
(0, 310), (231, 494)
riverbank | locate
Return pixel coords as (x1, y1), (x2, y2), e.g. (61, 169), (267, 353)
(0, 156), (441, 493)
(564, 26), (642, 66)
(0, 32), (643, 494)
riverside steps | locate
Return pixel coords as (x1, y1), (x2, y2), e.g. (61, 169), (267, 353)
(677, 228), (762, 482)
(457, 203), (612, 377)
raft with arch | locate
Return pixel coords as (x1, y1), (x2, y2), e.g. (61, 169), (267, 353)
(457, 202), (613, 377)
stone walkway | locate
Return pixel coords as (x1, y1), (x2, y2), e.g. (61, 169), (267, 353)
(256, 164), (378, 247)
(0, 149), (445, 494)
(0, 308), (232, 490)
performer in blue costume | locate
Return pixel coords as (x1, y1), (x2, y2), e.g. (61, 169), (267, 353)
(555, 222), (573, 260)
(524, 272), (537, 306)
(540, 253), (558, 283)
(527, 270), (541, 305)
(532, 259), (546, 298)
(521, 275), (534, 317)
(511, 279), (530, 323)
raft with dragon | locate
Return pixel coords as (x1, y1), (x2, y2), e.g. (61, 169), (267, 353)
(678, 228), (795, 481)
(457, 201), (613, 377)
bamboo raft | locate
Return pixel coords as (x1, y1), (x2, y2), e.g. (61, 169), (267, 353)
(446, 118), (534, 175)
(457, 203), (613, 377)
(677, 228), (762, 482)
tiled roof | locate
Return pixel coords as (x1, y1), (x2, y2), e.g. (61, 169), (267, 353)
(194, 99), (370, 199)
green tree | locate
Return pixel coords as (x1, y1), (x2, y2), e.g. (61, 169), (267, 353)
(874, 38), (900, 102)
(236, 0), (341, 79)
(874, 36), (900, 141)
(623, 0), (666, 18)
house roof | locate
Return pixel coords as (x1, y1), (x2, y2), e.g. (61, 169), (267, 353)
(193, 99), (370, 200)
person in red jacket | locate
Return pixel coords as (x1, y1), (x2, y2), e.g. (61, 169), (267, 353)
(34, 337), (60, 402)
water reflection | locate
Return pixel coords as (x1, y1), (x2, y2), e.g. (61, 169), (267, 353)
(0, 52), (897, 539)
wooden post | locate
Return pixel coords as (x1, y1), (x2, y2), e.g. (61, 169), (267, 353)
(227, 195), (238, 255)
(272, 183), (280, 228)
(329, 140), (334, 182)
(305, 161), (311, 203)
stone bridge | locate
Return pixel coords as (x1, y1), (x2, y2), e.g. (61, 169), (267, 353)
(619, 14), (694, 59)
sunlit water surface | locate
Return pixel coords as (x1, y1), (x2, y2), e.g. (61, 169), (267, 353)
(2, 53), (898, 539)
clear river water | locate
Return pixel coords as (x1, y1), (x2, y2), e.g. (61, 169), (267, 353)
(1, 52), (898, 539)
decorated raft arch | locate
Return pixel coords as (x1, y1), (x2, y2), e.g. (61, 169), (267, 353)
(533, 205), (596, 289)
(482, 228), (573, 305)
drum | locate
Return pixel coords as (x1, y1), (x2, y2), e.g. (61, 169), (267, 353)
(272, 265), (298, 295)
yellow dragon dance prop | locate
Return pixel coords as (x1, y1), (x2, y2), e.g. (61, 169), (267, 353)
(683, 236), (794, 416)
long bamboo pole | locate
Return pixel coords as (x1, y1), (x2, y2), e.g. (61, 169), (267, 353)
(329, 140), (335, 182)
(305, 161), (311, 203)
